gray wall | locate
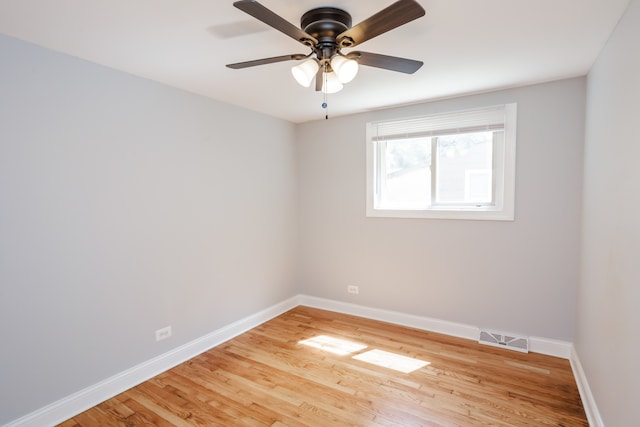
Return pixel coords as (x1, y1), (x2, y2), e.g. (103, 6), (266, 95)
(578, 0), (640, 425)
(0, 35), (298, 424)
(296, 78), (586, 341)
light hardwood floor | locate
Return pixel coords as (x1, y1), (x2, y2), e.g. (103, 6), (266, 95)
(59, 306), (587, 426)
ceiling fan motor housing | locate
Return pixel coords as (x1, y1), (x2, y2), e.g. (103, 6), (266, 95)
(301, 7), (353, 60)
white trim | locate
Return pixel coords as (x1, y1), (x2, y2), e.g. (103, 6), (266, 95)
(297, 295), (572, 359)
(4, 297), (300, 427)
(570, 345), (604, 427)
(298, 295), (480, 341)
(528, 336), (573, 358)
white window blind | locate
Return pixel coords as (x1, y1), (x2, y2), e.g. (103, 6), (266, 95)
(370, 105), (507, 142)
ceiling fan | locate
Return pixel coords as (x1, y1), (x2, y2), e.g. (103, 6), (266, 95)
(226, 0), (426, 94)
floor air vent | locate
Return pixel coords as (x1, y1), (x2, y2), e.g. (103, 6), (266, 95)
(479, 330), (529, 353)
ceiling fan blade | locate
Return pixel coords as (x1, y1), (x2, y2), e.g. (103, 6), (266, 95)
(337, 0), (425, 48)
(349, 51), (423, 74)
(233, 0), (318, 47)
(226, 54), (306, 69)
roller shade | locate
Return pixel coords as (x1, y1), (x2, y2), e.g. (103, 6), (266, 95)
(371, 105), (507, 142)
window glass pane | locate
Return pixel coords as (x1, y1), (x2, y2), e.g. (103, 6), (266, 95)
(435, 132), (493, 204)
(381, 138), (431, 208)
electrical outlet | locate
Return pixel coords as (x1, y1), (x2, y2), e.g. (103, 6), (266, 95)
(347, 285), (359, 295)
(155, 326), (172, 342)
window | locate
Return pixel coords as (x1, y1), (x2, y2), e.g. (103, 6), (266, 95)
(366, 104), (517, 220)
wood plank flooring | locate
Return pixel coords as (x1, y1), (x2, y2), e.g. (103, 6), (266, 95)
(59, 306), (587, 426)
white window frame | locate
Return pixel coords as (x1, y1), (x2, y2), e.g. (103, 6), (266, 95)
(366, 104), (517, 221)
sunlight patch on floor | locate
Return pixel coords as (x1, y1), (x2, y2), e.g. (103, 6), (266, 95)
(353, 349), (430, 373)
(299, 335), (368, 355)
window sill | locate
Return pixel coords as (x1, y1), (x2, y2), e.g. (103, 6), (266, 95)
(366, 207), (514, 221)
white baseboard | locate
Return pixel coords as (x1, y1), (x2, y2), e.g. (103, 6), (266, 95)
(5, 296), (300, 427)
(297, 295), (572, 359)
(528, 336), (573, 359)
(297, 294), (480, 340)
(570, 345), (604, 427)
(5, 294), (582, 427)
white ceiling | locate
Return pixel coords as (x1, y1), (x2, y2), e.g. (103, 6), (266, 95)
(0, 0), (630, 123)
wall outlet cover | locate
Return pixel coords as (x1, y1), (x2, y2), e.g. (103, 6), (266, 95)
(155, 326), (172, 342)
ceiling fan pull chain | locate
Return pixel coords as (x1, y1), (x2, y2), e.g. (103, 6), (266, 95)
(322, 67), (329, 120)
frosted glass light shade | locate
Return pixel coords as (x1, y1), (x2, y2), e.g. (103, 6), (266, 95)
(321, 71), (344, 94)
(291, 59), (319, 87)
(331, 56), (359, 83)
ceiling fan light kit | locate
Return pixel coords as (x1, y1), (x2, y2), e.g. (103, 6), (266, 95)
(227, 0), (426, 113)
(291, 59), (319, 87)
(331, 55), (359, 84)
(321, 71), (344, 94)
